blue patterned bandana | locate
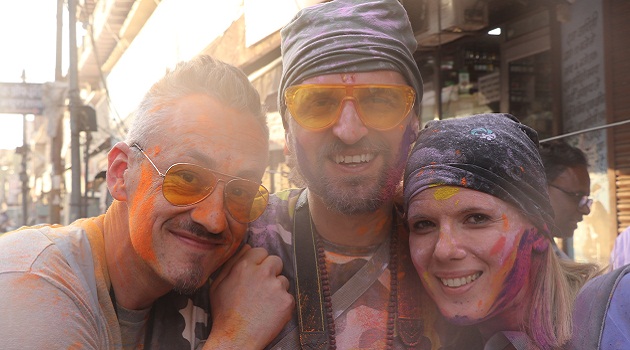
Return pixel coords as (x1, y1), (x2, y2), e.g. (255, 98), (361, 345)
(403, 113), (554, 237)
(278, 0), (423, 128)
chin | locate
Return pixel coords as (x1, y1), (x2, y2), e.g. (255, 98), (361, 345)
(445, 314), (481, 326)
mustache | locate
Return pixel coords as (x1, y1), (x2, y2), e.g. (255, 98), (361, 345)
(167, 217), (226, 242)
(320, 138), (389, 156)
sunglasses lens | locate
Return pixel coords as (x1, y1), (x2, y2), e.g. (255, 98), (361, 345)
(225, 181), (269, 223)
(286, 86), (345, 130)
(285, 85), (414, 131)
(163, 164), (215, 205)
(355, 86), (414, 130)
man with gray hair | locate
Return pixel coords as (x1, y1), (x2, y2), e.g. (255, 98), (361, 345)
(0, 55), (293, 349)
(247, 0), (454, 348)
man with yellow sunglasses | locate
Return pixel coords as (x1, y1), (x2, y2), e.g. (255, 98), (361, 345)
(246, 0), (457, 349)
(0, 55), (293, 348)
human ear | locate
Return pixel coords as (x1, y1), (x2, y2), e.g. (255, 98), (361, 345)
(107, 142), (132, 201)
(284, 131), (295, 155)
(410, 116), (420, 138)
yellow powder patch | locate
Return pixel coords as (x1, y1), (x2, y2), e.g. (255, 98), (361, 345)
(433, 186), (459, 201)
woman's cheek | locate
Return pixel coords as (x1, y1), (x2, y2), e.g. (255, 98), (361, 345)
(409, 235), (435, 273)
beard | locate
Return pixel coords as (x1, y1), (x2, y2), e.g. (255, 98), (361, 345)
(172, 262), (205, 295)
(288, 132), (411, 215)
(160, 217), (224, 294)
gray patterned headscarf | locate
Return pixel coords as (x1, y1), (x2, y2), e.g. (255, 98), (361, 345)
(278, 0), (423, 128)
(403, 113), (555, 237)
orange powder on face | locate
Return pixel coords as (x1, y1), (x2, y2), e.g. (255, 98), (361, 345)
(502, 214), (509, 231)
(489, 236), (506, 256)
(128, 163), (159, 263)
(460, 177), (467, 186)
(433, 186), (459, 200)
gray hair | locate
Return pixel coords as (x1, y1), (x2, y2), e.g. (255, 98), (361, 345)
(126, 55), (268, 145)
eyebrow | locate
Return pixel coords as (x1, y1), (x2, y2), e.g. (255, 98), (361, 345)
(187, 149), (263, 182)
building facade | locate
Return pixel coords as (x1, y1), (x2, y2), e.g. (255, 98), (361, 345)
(14, 0), (627, 266)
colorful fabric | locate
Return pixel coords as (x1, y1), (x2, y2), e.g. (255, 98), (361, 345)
(0, 217), (211, 349)
(610, 226), (630, 269)
(571, 264), (630, 349)
(277, 0), (423, 126)
(403, 113), (554, 237)
(247, 188), (455, 349)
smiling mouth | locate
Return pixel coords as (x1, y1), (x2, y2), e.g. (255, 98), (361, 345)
(334, 153), (374, 165)
(439, 272), (482, 287)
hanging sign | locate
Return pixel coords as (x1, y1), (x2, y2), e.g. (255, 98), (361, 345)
(0, 82), (44, 114)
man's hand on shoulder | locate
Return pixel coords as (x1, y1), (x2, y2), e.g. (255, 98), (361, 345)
(204, 245), (294, 350)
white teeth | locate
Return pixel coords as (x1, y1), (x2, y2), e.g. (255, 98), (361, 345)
(335, 153), (373, 164)
(440, 272), (481, 287)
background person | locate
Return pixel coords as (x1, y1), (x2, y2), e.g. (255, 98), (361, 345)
(539, 140), (592, 258)
(403, 113), (599, 349)
(0, 55), (293, 349)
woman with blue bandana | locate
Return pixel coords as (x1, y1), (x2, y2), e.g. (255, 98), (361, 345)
(403, 113), (600, 349)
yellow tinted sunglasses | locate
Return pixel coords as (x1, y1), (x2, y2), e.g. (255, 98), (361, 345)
(132, 143), (269, 223)
(284, 84), (416, 131)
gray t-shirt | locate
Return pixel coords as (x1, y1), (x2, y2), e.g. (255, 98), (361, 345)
(0, 218), (212, 349)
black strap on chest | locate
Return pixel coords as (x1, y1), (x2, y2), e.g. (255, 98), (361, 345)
(292, 190), (330, 349)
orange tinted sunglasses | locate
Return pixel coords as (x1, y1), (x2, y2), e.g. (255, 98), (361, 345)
(284, 84), (415, 131)
(132, 143), (269, 223)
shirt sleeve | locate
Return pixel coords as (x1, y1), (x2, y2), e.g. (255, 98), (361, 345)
(0, 247), (103, 349)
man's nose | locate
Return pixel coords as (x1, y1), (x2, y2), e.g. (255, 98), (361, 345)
(331, 100), (369, 145)
(190, 185), (229, 234)
(578, 202), (591, 216)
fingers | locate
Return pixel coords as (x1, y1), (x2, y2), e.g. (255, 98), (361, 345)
(211, 244), (251, 288)
(212, 246), (284, 291)
(260, 254), (284, 277)
(277, 275), (290, 291)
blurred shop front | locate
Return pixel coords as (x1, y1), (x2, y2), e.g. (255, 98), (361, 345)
(402, 0), (629, 267)
(78, 0), (629, 267)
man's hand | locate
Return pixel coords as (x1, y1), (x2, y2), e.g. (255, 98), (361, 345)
(204, 245), (294, 350)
